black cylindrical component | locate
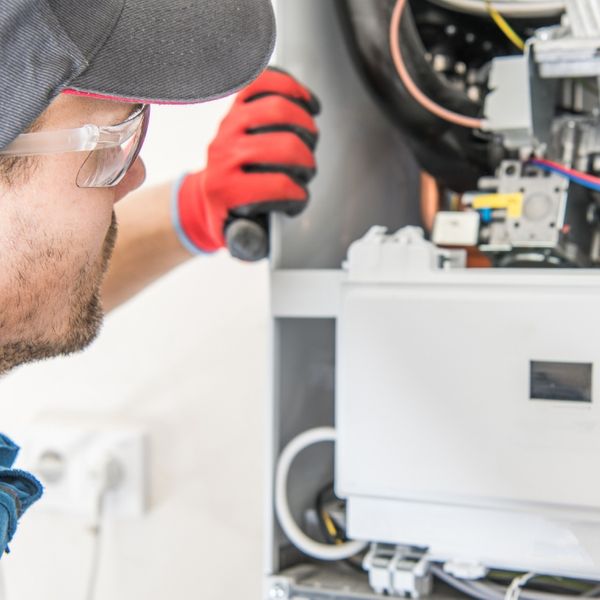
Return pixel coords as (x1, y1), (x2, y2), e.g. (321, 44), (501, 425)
(225, 218), (269, 262)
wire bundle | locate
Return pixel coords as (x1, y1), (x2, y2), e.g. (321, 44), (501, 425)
(432, 566), (600, 600)
(529, 158), (600, 193)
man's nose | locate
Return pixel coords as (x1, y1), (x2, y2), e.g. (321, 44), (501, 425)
(113, 157), (146, 203)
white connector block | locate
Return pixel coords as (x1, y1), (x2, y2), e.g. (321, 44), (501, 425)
(12, 424), (147, 520)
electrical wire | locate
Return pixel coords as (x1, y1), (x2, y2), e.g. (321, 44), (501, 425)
(432, 565), (594, 600)
(583, 585), (600, 598)
(390, 0), (485, 130)
(506, 573), (537, 600)
(275, 427), (368, 561)
(314, 483), (365, 573)
(432, 565), (505, 600)
(85, 456), (122, 600)
(315, 485), (342, 544)
(529, 158), (600, 193)
(427, 0), (565, 18)
(490, 580), (584, 600)
(485, 0), (526, 50)
(85, 490), (107, 600)
(488, 572), (599, 596)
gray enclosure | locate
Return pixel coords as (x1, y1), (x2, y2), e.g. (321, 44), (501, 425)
(266, 1), (421, 597)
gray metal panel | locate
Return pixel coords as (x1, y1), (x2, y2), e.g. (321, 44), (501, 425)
(266, 0), (422, 592)
(272, 0), (421, 270)
(271, 270), (344, 318)
(267, 319), (337, 575)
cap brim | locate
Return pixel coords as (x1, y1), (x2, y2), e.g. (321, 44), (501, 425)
(63, 0), (276, 104)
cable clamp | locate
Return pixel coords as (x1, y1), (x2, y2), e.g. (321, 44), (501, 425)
(363, 543), (432, 598)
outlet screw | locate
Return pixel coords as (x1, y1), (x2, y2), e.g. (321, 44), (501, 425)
(36, 450), (66, 484)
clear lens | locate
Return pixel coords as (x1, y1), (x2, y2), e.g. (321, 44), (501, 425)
(76, 106), (150, 188)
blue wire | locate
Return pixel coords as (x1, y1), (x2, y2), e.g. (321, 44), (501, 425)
(530, 161), (600, 193)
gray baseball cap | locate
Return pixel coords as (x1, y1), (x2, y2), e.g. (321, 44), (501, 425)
(1, 0), (276, 149)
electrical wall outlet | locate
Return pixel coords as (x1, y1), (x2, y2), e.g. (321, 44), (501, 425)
(12, 423), (147, 520)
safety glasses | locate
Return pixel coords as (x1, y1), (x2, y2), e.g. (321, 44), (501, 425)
(0, 105), (150, 188)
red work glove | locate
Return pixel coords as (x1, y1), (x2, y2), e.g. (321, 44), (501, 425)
(174, 67), (320, 255)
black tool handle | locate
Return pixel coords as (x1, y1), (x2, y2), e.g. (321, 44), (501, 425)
(225, 217), (269, 262)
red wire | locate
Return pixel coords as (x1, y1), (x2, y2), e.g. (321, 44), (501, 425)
(531, 158), (600, 185)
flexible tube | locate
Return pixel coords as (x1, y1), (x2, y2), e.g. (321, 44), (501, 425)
(275, 427), (368, 561)
(390, 0), (485, 129)
(427, 0), (565, 17)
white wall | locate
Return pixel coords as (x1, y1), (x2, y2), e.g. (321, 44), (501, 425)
(0, 97), (270, 600)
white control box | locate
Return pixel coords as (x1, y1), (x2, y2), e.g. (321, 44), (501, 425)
(336, 228), (600, 579)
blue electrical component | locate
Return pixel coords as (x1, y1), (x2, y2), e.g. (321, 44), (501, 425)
(479, 208), (494, 223)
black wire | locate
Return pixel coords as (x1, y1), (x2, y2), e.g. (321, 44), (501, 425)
(486, 574), (599, 597)
(315, 483), (337, 543)
(497, 581), (578, 596)
(314, 483), (365, 573)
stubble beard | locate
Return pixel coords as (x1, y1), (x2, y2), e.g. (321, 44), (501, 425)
(0, 213), (118, 375)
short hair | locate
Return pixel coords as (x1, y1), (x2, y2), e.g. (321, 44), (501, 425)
(0, 113), (45, 185)
(0, 156), (30, 185)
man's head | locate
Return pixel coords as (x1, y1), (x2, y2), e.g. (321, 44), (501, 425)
(0, 0), (275, 374)
(0, 95), (147, 374)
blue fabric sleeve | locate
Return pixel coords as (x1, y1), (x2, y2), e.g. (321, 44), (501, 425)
(0, 434), (20, 469)
(0, 491), (13, 551)
(0, 435), (43, 556)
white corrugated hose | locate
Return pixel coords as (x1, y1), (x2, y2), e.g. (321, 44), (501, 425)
(274, 427), (368, 561)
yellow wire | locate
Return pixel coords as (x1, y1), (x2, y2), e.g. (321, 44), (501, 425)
(321, 510), (343, 545)
(485, 1), (526, 51)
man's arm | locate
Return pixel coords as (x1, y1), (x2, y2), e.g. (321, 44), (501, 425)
(102, 69), (320, 312)
(102, 182), (192, 312)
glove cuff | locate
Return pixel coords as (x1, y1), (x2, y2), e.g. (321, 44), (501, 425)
(172, 172), (221, 255)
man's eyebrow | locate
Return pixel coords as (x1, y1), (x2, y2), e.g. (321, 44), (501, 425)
(125, 103), (144, 120)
